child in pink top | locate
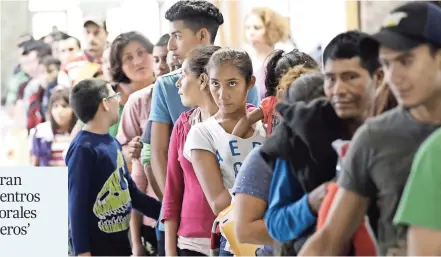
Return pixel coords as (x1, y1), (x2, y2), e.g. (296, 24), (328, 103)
(164, 109), (218, 255)
(162, 46), (221, 256)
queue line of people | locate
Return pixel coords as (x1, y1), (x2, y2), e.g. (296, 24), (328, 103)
(70, 1), (441, 256)
(5, 0), (441, 256)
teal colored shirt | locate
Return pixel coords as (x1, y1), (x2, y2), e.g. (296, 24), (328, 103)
(76, 105), (124, 137)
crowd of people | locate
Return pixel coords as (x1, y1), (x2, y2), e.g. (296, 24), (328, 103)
(4, 0), (441, 256)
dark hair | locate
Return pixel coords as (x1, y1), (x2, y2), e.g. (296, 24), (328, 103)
(110, 31), (154, 83)
(165, 0), (224, 44)
(70, 78), (110, 123)
(285, 72), (325, 103)
(323, 30), (381, 76)
(41, 56), (61, 69)
(265, 49), (319, 97)
(22, 41), (52, 59)
(187, 45), (222, 77)
(156, 34), (170, 47)
(17, 33), (35, 47)
(207, 48), (253, 83)
(50, 31), (70, 42)
(18, 39), (36, 51)
(48, 88), (77, 133)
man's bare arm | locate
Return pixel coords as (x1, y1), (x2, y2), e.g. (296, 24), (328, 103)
(407, 226), (441, 255)
(150, 121), (170, 195)
(299, 188), (370, 256)
(144, 164), (163, 200)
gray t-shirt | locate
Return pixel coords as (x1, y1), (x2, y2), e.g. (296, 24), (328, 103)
(338, 107), (440, 255)
(233, 148), (272, 201)
(233, 148), (273, 256)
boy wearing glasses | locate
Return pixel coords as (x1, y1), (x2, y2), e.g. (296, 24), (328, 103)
(66, 78), (161, 256)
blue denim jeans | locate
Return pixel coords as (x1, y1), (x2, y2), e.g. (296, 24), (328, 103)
(156, 226), (165, 256)
(219, 236), (233, 256)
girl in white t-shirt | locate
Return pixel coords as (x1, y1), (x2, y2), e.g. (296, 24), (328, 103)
(184, 48), (266, 256)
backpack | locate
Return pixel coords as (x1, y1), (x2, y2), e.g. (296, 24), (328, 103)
(16, 78), (30, 102)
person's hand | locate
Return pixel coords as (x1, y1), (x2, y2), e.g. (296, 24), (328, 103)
(232, 118), (252, 138)
(307, 182), (329, 214)
(132, 243), (146, 256)
(128, 136), (142, 160)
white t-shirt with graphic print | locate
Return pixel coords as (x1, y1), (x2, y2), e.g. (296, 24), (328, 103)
(184, 116), (266, 189)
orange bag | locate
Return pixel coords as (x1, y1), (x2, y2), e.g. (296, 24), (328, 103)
(317, 182), (378, 256)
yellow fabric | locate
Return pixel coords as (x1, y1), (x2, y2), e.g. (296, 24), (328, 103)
(217, 203), (259, 256)
(73, 62), (102, 86)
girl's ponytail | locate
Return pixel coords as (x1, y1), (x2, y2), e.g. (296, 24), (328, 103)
(264, 50), (285, 97)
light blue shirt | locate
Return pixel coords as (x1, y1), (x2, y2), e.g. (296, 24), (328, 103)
(149, 69), (188, 124)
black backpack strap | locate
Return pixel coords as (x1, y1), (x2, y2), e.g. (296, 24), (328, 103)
(260, 150), (275, 169)
(348, 242), (356, 256)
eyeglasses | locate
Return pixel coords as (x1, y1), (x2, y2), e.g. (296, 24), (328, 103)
(105, 92), (121, 102)
(110, 82), (118, 91)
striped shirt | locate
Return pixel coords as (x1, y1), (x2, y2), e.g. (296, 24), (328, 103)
(48, 133), (70, 167)
(30, 121), (71, 167)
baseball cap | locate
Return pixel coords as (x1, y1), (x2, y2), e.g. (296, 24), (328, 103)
(362, 2), (441, 52)
(83, 17), (106, 30)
